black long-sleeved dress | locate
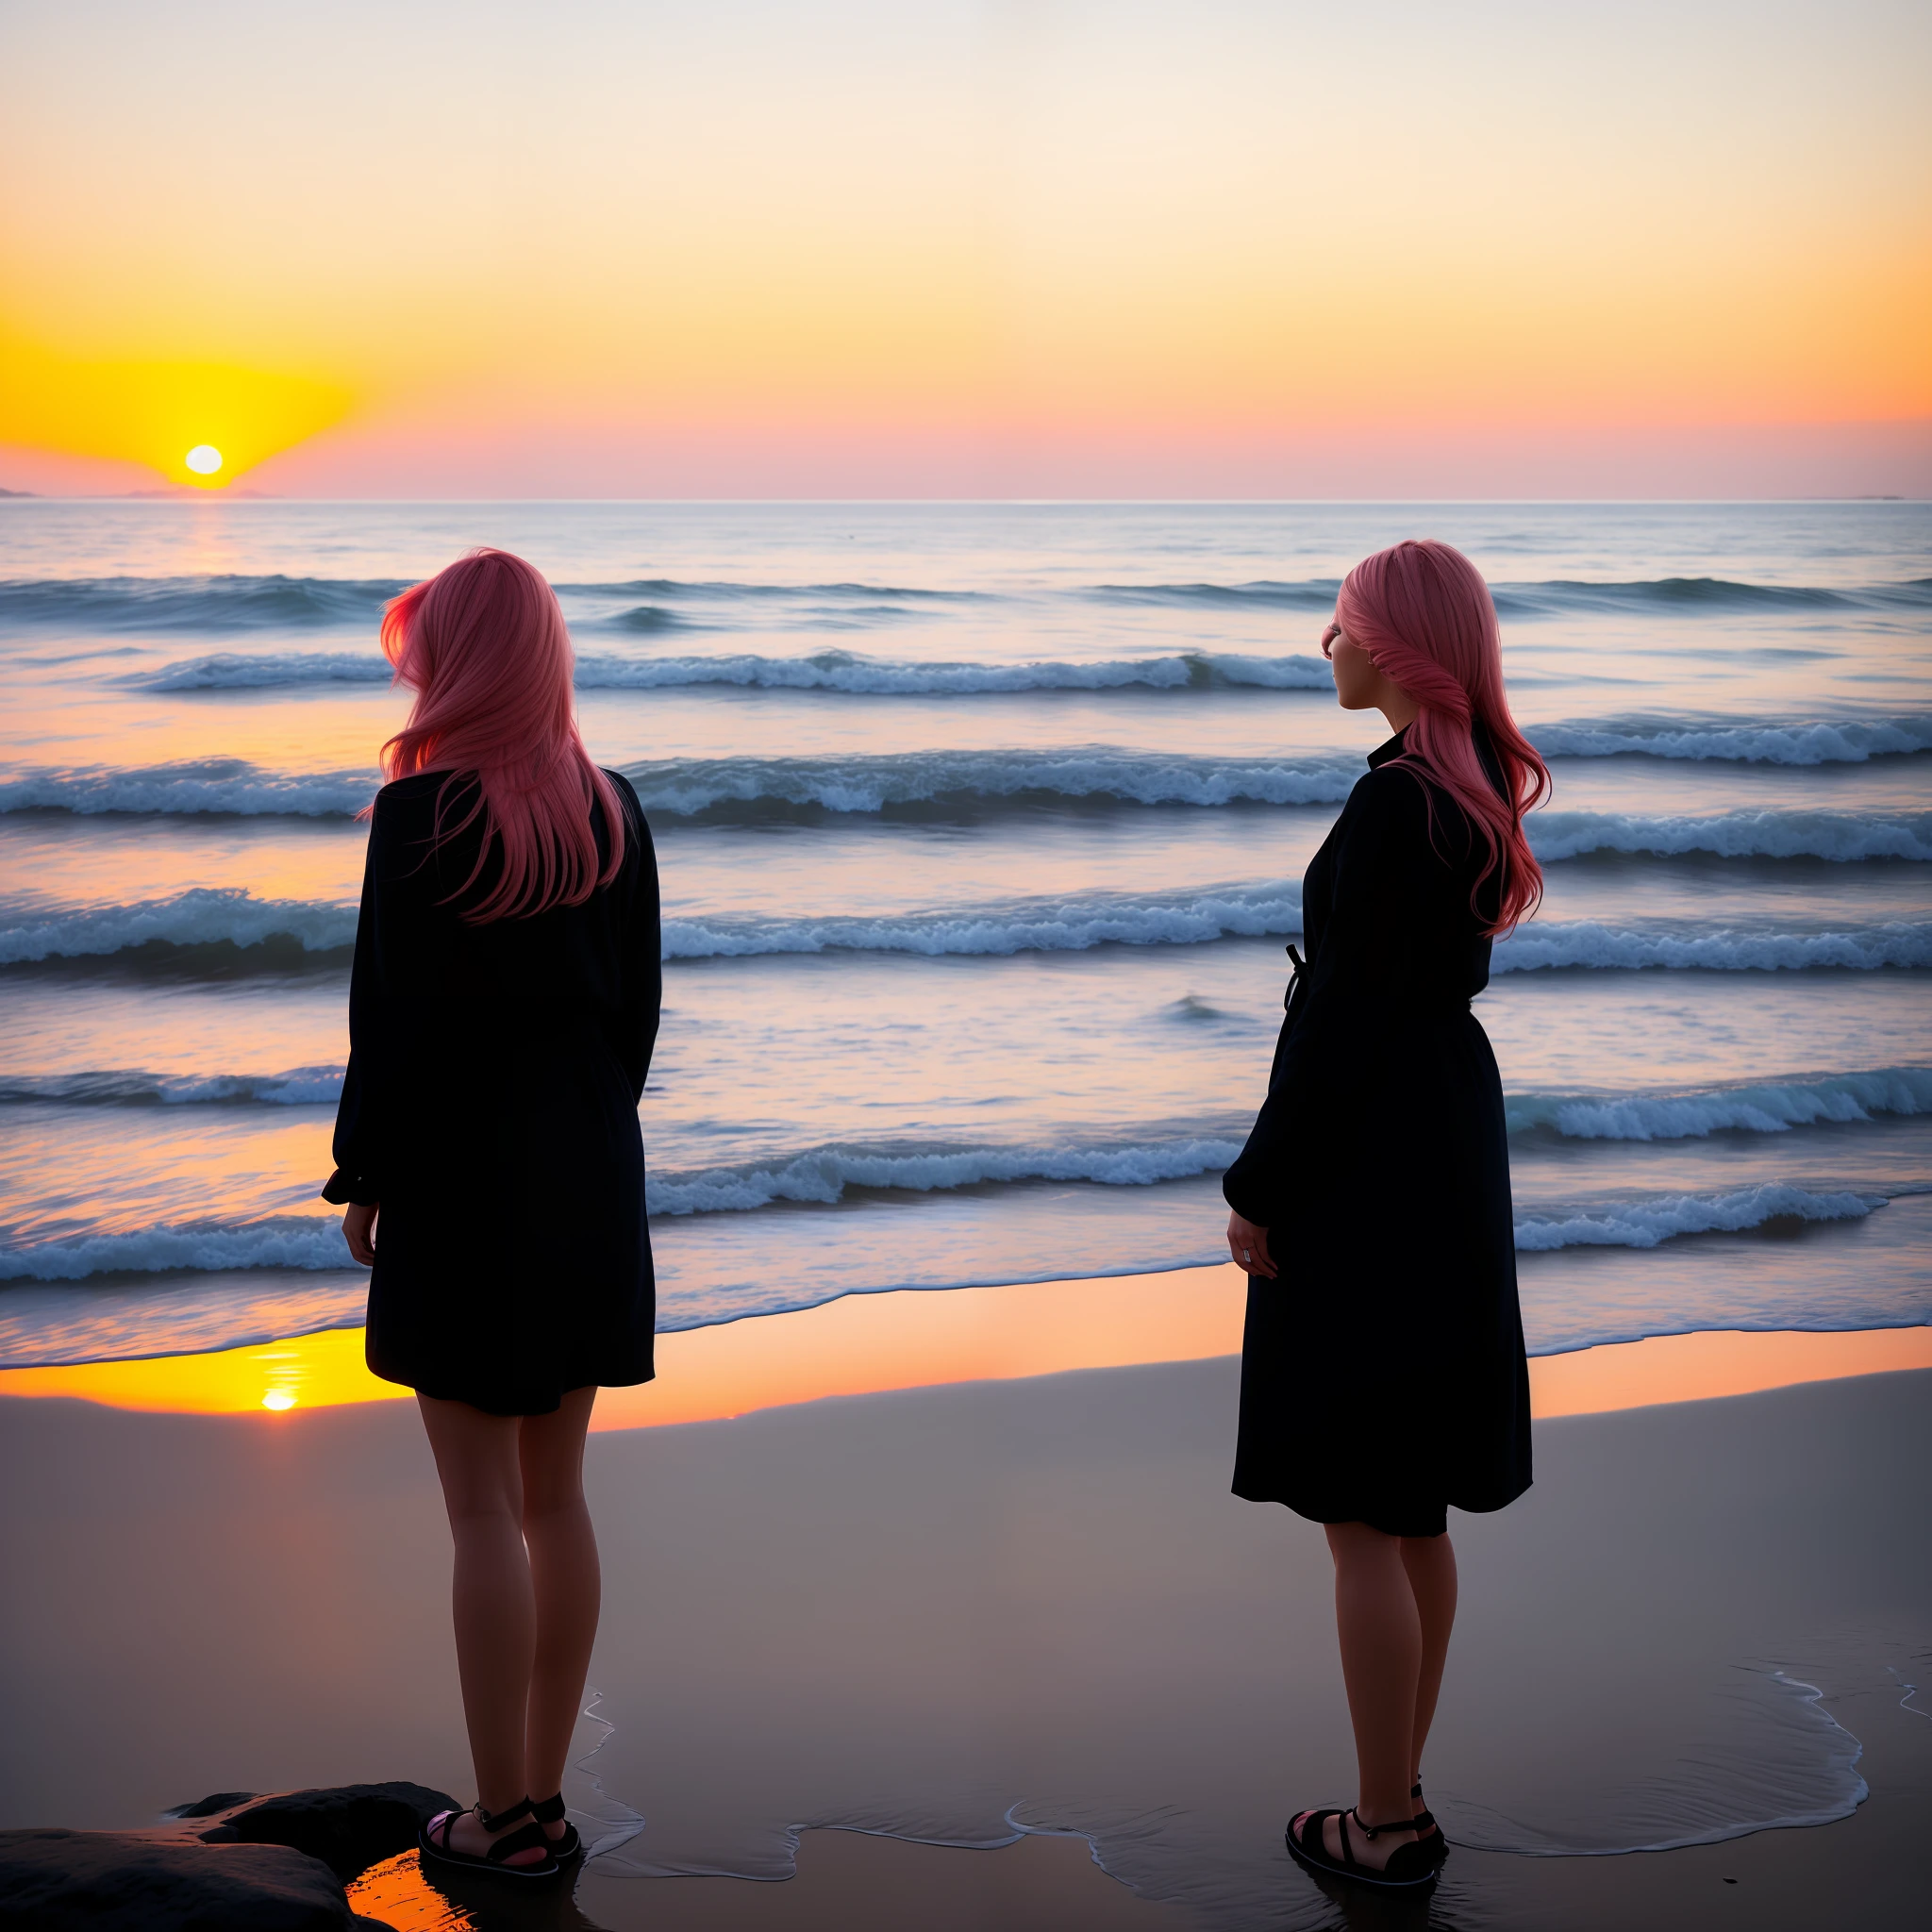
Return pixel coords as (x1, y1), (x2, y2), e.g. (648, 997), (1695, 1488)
(322, 769), (660, 1416)
(1222, 726), (1531, 1536)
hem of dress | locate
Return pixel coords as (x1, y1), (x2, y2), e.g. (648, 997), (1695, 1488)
(367, 1365), (658, 1417)
(1230, 1475), (1531, 1533)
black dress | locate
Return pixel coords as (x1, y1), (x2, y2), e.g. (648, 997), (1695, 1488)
(1222, 726), (1531, 1537)
(322, 769), (660, 1416)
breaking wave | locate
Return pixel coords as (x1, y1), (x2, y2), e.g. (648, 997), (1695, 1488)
(1530, 808), (1932, 863)
(1095, 576), (1932, 617)
(9, 890), (1929, 974)
(0, 761), (375, 817)
(1507, 1068), (1932, 1141)
(0, 1172), (1901, 1282)
(644, 1136), (1244, 1217)
(663, 885), (1304, 958)
(1491, 920), (1932, 974)
(0, 891), (356, 967)
(1532, 715), (1932, 764)
(0, 1216), (353, 1281)
(1511, 1182), (1883, 1251)
(0, 1066), (344, 1107)
(126, 647), (1336, 695)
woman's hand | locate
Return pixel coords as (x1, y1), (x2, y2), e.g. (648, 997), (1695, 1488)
(342, 1202), (378, 1267)
(1226, 1210), (1277, 1279)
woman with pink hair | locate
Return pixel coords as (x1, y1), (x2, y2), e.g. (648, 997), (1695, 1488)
(1222, 540), (1548, 1892)
(322, 549), (659, 1881)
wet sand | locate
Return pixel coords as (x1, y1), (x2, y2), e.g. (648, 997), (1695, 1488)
(2, 1318), (1927, 1928)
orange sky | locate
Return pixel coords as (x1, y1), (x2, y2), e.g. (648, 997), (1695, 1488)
(1, 0), (1927, 496)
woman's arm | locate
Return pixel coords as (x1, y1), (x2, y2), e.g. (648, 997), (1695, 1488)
(1220, 769), (1433, 1233)
(615, 779), (661, 1105)
(321, 793), (393, 1220)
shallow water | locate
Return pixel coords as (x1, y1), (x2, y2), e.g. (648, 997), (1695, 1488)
(1, 499), (1927, 1363)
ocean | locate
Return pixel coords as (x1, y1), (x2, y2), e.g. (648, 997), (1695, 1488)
(1, 499), (1927, 1372)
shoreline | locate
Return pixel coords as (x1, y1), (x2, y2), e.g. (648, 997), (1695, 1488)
(5, 1261), (1930, 1427)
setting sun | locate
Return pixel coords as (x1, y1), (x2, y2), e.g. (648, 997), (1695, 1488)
(184, 443), (222, 475)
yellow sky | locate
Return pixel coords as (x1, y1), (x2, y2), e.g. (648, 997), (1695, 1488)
(1, 0), (1927, 493)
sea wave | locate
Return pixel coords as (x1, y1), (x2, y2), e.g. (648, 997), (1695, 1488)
(1095, 575), (1932, 617)
(1530, 808), (1932, 863)
(575, 649), (1333, 694)
(1507, 1068), (1932, 1141)
(0, 1066), (344, 1107)
(132, 653), (392, 690)
(0, 890), (356, 966)
(1491, 920), (1932, 973)
(0, 575), (407, 631)
(0, 1216), (353, 1282)
(126, 647), (1335, 695)
(8, 891), (1925, 974)
(645, 1136), (1244, 1217)
(1532, 715), (1932, 764)
(664, 885), (1304, 958)
(1511, 1182), (1882, 1251)
(0, 1174), (1898, 1283)
(625, 750), (1360, 818)
(0, 572), (979, 634)
(13, 567), (1924, 637)
(0, 760), (375, 817)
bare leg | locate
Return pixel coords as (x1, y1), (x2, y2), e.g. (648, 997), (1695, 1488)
(1401, 1532), (1457, 1803)
(416, 1393), (544, 1866)
(1292, 1522), (1423, 1873)
(520, 1386), (601, 1835)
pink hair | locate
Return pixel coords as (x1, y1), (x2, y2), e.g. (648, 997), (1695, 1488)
(378, 548), (625, 923)
(1324, 540), (1549, 936)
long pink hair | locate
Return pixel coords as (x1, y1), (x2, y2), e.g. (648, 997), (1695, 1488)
(1324, 540), (1549, 936)
(378, 548), (625, 923)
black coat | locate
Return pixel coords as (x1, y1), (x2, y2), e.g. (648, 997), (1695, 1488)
(1222, 727), (1531, 1525)
(323, 769), (660, 1415)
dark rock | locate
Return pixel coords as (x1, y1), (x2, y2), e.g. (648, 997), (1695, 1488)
(163, 1791), (258, 1820)
(0, 1828), (378, 1931)
(192, 1781), (458, 1881)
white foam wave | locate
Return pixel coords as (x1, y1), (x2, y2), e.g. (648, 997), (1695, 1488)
(2, 1172), (1894, 1283)
(662, 885), (1303, 959)
(1532, 717), (1932, 764)
(134, 653), (391, 690)
(1512, 1183), (1881, 1251)
(626, 749), (1360, 817)
(0, 761), (375, 817)
(1493, 920), (1932, 973)
(645, 1137), (1245, 1216)
(1507, 1068), (1932, 1141)
(575, 649), (1333, 694)
(0, 1217), (352, 1282)
(0, 1066), (344, 1107)
(0, 890), (356, 965)
(125, 646), (1334, 695)
(1532, 809), (1932, 863)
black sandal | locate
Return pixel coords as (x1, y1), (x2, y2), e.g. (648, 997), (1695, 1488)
(530, 1791), (582, 1860)
(1411, 1780), (1448, 1865)
(420, 1797), (561, 1880)
(1286, 1806), (1438, 1890)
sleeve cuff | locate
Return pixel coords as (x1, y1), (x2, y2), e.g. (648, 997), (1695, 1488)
(321, 1169), (379, 1207)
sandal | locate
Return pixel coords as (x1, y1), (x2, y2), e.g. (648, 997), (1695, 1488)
(420, 1797), (561, 1880)
(1286, 1806), (1437, 1890)
(1411, 1781), (1448, 1866)
(531, 1791), (583, 1860)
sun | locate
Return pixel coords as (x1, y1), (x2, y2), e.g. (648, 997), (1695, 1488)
(184, 444), (224, 475)
(261, 1389), (297, 1410)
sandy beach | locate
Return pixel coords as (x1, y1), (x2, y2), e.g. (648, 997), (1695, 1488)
(3, 1272), (1927, 1930)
